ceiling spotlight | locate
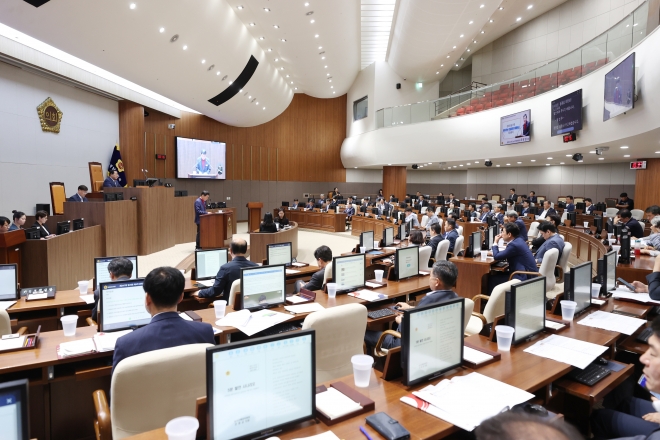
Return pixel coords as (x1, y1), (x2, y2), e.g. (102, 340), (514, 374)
(455, 64), (459, 67)
(516, 17), (522, 21)
(547, 157), (553, 159)
(201, 59), (206, 64)
(183, 45), (187, 50)
(159, 27), (165, 33)
(324, 65), (327, 68)
(259, 36), (265, 40)
(237, 5), (244, 9)
(310, 19), (315, 23)
(250, 23), (256, 26)
(436, 71), (439, 74)
(267, 48), (272, 52)
(304, 2), (309, 5)
(329, 80), (332, 82)
(281, 39), (286, 42)
(286, 74), (289, 77)
(294, 87), (298, 90)
(321, 56), (325, 59)
(481, 30), (485, 34)
(229, 80), (233, 84)
(447, 55), (450, 58)
(453, 46), (456, 49)
(506, 163), (511, 166)
(333, 91), (335, 94)
(621, 146), (629, 149)
(566, 154), (572, 157)
(469, 20), (474, 24)
(330, 86), (333, 88)
(264, 7), (270, 11)
(315, 34), (319, 38)
(275, 58), (278, 61)
(280, 67), (284, 70)
(527, 4), (533, 9)
(460, 34), (464, 37)
(467, 49), (471, 52)
(531, 159), (536, 162)
(474, 40), (478, 43)
(589, 150), (597, 153)
(624, 155), (630, 157)
(560, 162), (565, 164)
(460, 58), (464, 60)
(239, 89), (242, 92)
(318, 46), (322, 49)
(517, 162), (522, 164)
(499, 6), (503, 10)
(572, 153), (583, 162)
(441, 64), (444, 67)
(273, 25), (279, 28)
(546, 164), (550, 166)
(489, 19), (494, 23)
(485, 160), (493, 167)
(248, 96), (252, 99)
(290, 81), (293, 84)
(598, 158), (605, 160)
(327, 73), (330, 76)
(263, 107), (266, 110)
(216, 71), (220, 75)
(480, 4), (485, 8)
(129, 3), (136, 9)
(256, 102), (259, 105)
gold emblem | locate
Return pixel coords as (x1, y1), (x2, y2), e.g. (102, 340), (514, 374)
(116, 159), (125, 173)
(37, 97), (63, 133)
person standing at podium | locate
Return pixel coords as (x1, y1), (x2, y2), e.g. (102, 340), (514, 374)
(9, 211), (26, 231)
(68, 185), (89, 202)
(194, 190), (210, 249)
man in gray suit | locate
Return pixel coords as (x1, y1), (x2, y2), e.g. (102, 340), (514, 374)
(534, 223), (564, 264)
(295, 245), (332, 292)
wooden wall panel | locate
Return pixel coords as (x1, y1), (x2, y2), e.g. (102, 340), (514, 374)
(635, 158), (660, 212)
(383, 166), (407, 201)
(118, 101), (145, 185)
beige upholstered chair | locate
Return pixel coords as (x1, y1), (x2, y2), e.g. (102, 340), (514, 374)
(528, 222), (540, 240)
(49, 182), (66, 215)
(89, 162), (105, 192)
(457, 225), (464, 236)
(420, 215), (429, 228)
(450, 235), (464, 257)
(323, 261), (333, 286)
(507, 248), (558, 298)
(463, 298), (475, 334)
(0, 310), (26, 337)
(302, 303), (367, 383)
(556, 242), (572, 283)
(606, 207), (619, 218)
(491, 194), (501, 202)
(434, 240), (450, 262)
(464, 279), (521, 336)
(631, 209), (644, 221)
(93, 343), (213, 440)
(418, 246), (432, 269)
(227, 279), (241, 308)
(477, 194), (487, 200)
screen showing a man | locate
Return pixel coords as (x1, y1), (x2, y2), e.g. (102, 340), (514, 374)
(500, 110), (531, 145)
(196, 149), (211, 174)
(176, 137), (226, 180)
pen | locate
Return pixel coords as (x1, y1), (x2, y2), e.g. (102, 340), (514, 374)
(359, 426), (373, 440)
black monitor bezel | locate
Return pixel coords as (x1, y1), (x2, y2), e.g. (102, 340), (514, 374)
(601, 250), (617, 293)
(0, 263), (18, 301)
(568, 261), (593, 315)
(98, 278), (149, 333)
(195, 248), (229, 280)
(94, 255), (139, 288)
(401, 297), (464, 386)
(72, 218), (84, 231)
(395, 245), (420, 281)
(360, 231), (374, 252)
(384, 227), (394, 246)
(266, 242), (292, 266)
(56, 220), (70, 235)
(331, 254), (366, 293)
(505, 276), (547, 345)
(0, 378), (29, 440)
(239, 264), (287, 311)
(206, 330), (316, 440)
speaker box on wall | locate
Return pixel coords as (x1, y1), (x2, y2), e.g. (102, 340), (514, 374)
(36, 204), (50, 215)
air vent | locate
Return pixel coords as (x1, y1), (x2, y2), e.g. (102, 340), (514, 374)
(306, 10), (314, 15)
(319, 51), (325, 55)
(207, 64), (215, 71)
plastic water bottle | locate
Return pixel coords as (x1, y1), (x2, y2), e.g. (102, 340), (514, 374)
(635, 239), (641, 258)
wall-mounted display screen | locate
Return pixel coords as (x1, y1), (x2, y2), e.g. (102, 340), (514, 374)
(604, 52), (635, 122)
(630, 161), (647, 170)
(551, 89), (582, 136)
(176, 137), (226, 179)
(500, 110), (531, 145)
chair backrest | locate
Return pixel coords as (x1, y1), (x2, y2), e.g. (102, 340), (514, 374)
(491, 194), (501, 201)
(0, 310), (11, 336)
(463, 298), (474, 333)
(561, 211), (568, 222)
(49, 182), (66, 215)
(302, 303), (368, 383)
(420, 206), (428, 214)
(606, 207), (619, 218)
(457, 225), (463, 236)
(111, 343), (213, 439)
(89, 162), (104, 193)
(454, 235), (465, 255)
(323, 261), (333, 286)
(477, 194), (487, 200)
(419, 246), (432, 269)
(558, 242), (572, 275)
(538, 248), (559, 293)
(537, 196), (546, 204)
(528, 221), (540, 238)
(631, 209), (644, 221)
(483, 279), (521, 323)
(435, 240), (450, 262)
(420, 216), (429, 228)
(574, 197), (584, 203)
(557, 197), (567, 203)
(228, 279), (241, 308)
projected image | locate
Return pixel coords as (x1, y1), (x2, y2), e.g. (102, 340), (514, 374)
(176, 137), (226, 179)
(500, 110), (531, 145)
(604, 53), (635, 121)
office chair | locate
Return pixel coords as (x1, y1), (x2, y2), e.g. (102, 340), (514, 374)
(0, 310), (27, 337)
(49, 182), (66, 215)
(464, 279), (521, 336)
(448, 236), (464, 258)
(322, 262), (333, 286)
(302, 304), (367, 383)
(606, 207), (619, 218)
(509, 249), (559, 298)
(528, 222), (540, 240)
(555, 242), (572, 283)
(93, 343), (213, 440)
(418, 246), (432, 269)
(631, 209), (644, 221)
(420, 215), (429, 228)
(432, 240), (450, 264)
(227, 279), (241, 308)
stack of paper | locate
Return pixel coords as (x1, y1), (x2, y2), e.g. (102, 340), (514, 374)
(196, 279), (215, 288)
(216, 309), (252, 327)
(291, 262), (308, 267)
(0, 335), (27, 351)
(578, 310), (646, 335)
(348, 290), (387, 302)
(79, 295), (95, 305)
(286, 295), (309, 304)
(59, 339), (97, 358)
(365, 281), (384, 288)
(0, 301), (16, 311)
(612, 290), (660, 304)
(293, 432), (341, 440)
(316, 387), (362, 420)
(545, 321), (566, 330)
(463, 347), (494, 365)
(93, 330), (132, 352)
(523, 334), (607, 369)
(285, 269), (301, 275)
(216, 309), (293, 336)
(284, 303), (325, 314)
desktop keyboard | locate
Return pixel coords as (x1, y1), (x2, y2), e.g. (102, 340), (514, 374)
(368, 308), (395, 320)
(258, 323), (301, 337)
(567, 362), (611, 386)
(637, 327), (654, 344)
(493, 261), (508, 268)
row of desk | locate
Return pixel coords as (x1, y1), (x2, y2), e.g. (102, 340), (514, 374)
(273, 208), (347, 232)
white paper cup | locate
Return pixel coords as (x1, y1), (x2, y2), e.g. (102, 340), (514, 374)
(591, 283), (602, 298)
(360, 246), (366, 254)
(495, 325), (514, 352)
(60, 315), (78, 336)
(374, 270), (384, 283)
(560, 300), (577, 321)
(584, 222), (589, 228)
(327, 283), (338, 298)
(608, 233), (614, 241)
(213, 300), (227, 319)
(480, 250), (488, 261)
(78, 280), (89, 294)
(374, 240), (380, 249)
(351, 354), (373, 388)
(165, 416), (199, 440)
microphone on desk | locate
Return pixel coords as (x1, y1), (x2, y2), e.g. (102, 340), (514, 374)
(141, 169), (149, 180)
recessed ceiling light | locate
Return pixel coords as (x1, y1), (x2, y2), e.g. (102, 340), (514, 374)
(599, 158), (605, 160)
(263, 107), (266, 110)
(624, 155), (630, 157)
(496, 165), (500, 167)
(455, 64), (459, 66)
(159, 27), (165, 33)
(459, 164), (464, 167)
(275, 58), (278, 62)
(248, 96), (252, 99)
(330, 86), (333, 88)
(621, 146), (629, 149)
(305, 2), (309, 5)
(560, 162), (565, 164)
(436, 71), (439, 74)
(286, 75), (289, 77)
(267, 48), (272, 52)
(589, 150), (596, 153)
(201, 59), (206, 64)
(324, 65), (327, 68)
(310, 19), (315, 23)
(264, 7), (270, 11)
(467, 49), (470, 52)
(318, 46), (322, 49)
(273, 25), (279, 28)
(250, 23), (256, 26)
(453, 45), (456, 49)
(475, 161), (479, 163)
(516, 17), (522, 21)
(546, 164), (550, 166)
(259, 36), (265, 40)
(531, 159), (536, 162)
(329, 79), (332, 82)
(333, 91), (335, 94)
(656, 151), (660, 154)
(280, 67), (284, 70)
(237, 5), (244, 9)
(469, 20), (474, 24)
(294, 87), (298, 90)
(547, 157), (553, 159)
(129, 3), (136, 9)
(183, 45), (187, 50)
(321, 56), (325, 59)
(315, 34), (319, 38)
(480, 4), (485, 8)
(460, 34), (464, 38)
(239, 89), (242, 92)
(566, 154), (572, 157)
(290, 81), (293, 84)
(441, 64), (444, 67)
(447, 55), (450, 58)
(281, 39), (286, 42)
(499, 7), (503, 10)
(506, 163), (511, 166)
(460, 57), (464, 60)
(256, 102), (259, 105)
(326, 73), (330, 76)
(481, 30), (485, 34)
(229, 81), (233, 84)
(474, 40), (478, 43)
(527, 4), (533, 9)
(517, 162), (522, 164)
(489, 19), (494, 23)
(216, 71), (220, 75)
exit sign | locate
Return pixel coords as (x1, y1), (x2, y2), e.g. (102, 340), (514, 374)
(630, 161), (647, 170)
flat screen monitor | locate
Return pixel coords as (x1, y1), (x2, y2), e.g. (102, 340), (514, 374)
(470, 230), (482, 257)
(566, 211), (576, 226)
(401, 298), (464, 386)
(94, 256), (138, 285)
(24, 228), (39, 240)
(360, 231), (374, 252)
(551, 89), (583, 136)
(240, 265), (286, 311)
(384, 227), (394, 246)
(56, 221), (70, 235)
(195, 248), (229, 280)
(332, 254), (365, 293)
(568, 261), (592, 315)
(399, 223), (407, 241)
(99, 279), (151, 332)
(488, 225), (497, 250)
(594, 215), (603, 233)
(267, 243), (292, 266)
(500, 109), (531, 145)
(396, 246), (419, 281)
(207, 330), (315, 440)
(0, 264), (18, 301)
(505, 277), (546, 345)
(600, 250), (617, 293)
(72, 218), (84, 231)
(604, 52), (635, 121)
(0, 379), (29, 440)
(176, 136), (227, 180)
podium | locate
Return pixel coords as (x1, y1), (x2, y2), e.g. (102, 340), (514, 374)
(0, 230), (26, 284)
(200, 212), (233, 249)
(247, 202), (264, 232)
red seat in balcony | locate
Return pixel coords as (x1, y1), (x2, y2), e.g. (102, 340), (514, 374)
(475, 104), (484, 112)
(466, 105), (475, 114)
(484, 102), (493, 110)
(456, 108), (466, 115)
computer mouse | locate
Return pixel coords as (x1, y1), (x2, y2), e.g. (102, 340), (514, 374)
(596, 357), (609, 366)
(524, 403), (548, 417)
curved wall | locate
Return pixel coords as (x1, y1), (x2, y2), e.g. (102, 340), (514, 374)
(341, 26), (660, 168)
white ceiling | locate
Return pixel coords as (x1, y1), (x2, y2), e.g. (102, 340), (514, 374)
(361, 0), (397, 69)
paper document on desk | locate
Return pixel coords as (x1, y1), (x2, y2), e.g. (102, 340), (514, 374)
(463, 346), (494, 365)
(292, 432), (341, 440)
(232, 309), (293, 336)
(523, 334), (607, 369)
(365, 281), (384, 288)
(578, 310), (646, 335)
(348, 290), (387, 302)
(284, 303), (325, 314)
(286, 295), (308, 304)
(0, 301), (16, 311)
(215, 309), (252, 327)
(79, 295), (95, 305)
(0, 335), (27, 351)
(407, 372), (533, 431)
(58, 338), (97, 358)
(285, 269), (301, 275)
(316, 387), (362, 420)
(93, 330), (133, 352)
(612, 290), (660, 304)
(196, 279), (215, 288)
(291, 262), (307, 267)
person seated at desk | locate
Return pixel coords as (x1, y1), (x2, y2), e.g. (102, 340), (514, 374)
(8, 210), (25, 231)
(343, 197), (356, 217)
(494, 205), (506, 225)
(415, 191), (422, 202)
(446, 203), (459, 217)
(0, 217), (9, 232)
(591, 315), (660, 439)
(646, 206), (660, 221)
(616, 192), (635, 210)
(91, 257), (133, 321)
(363, 261), (459, 353)
(404, 207), (420, 228)
(315, 194), (326, 209)
(112, 266), (215, 373)
(507, 188), (518, 204)
(584, 198), (595, 215)
(415, 195), (428, 211)
(479, 411), (582, 440)
(436, 192), (445, 205)
(564, 195), (575, 212)
(641, 216), (660, 255)
(466, 203), (478, 219)
(534, 223), (564, 264)
(447, 193), (460, 206)
(531, 214), (561, 253)
(32, 210), (55, 239)
(290, 198), (300, 210)
(538, 200), (557, 219)
(259, 213), (278, 233)
(630, 255), (660, 301)
(479, 203), (493, 222)
(506, 211), (528, 241)
(426, 209), (440, 230)
(616, 209), (645, 239)
(479, 197), (489, 211)
(376, 198), (391, 217)
(528, 191), (538, 205)
(68, 185), (88, 202)
(521, 200), (531, 217)
(304, 199), (315, 210)
(409, 230), (425, 246)
(443, 219), (459, 254)
(275, 209), (289, 227)
(103, 167), (122, 188)
(194, 238), (257, 301)
(331, 187), (341, 199)
(489, 222), (537, 286)
(428, 223), (443, 263)
(295, 245), (332, 292)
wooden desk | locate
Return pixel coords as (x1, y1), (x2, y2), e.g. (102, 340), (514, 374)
(249, 222), (299, 264)
(172, 195), (199, 244)
(287, 210), (346, 232)
(449, 256), (499, 298)
(351, 215), (397, 240)
(618, 254), (654, 283)
(0, 230), (26, 285)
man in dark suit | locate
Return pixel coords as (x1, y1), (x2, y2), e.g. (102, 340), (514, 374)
(428, 223), (443, 262)
(506, 211), (528, 241)
(490, 222), (537, 285)
(415, 195), (428, 211)
(194, 238), (257, 301)
(195, 149), (212, 174)
(295, 245), (332, 292)
(91, 257), (133, 321)
(305, 199), (315, 210)
(528, 191), (538, 205)
(534, 223), (565, 264)
(364, 260), (460, 352)
(112, 267), (215, 373)
(616, 192), (635, 210)
(315, 194), (326, 208)
(103, 168), (121, 188)
(447, 193), (460, 206)
(522, 113), (530, 136)
(290, 198), (300, 210)
(633, 255), (660, 300)
(507, 188), (518, 204)
(68, 185), (89, 202)
(443, 218), (459, 253)
(479, 197), (489, 211)
(617, 209), (645, 239)
(565, 195), (575, 212)
(521, 200), (531, 216)
(376, 198), (391, 217)
(194, 190), (209, 249)
(584, 198), (595, 215)
(344, 197), (355, 218)
(538, 200), (557, 219)
(479, 203), (493, 222)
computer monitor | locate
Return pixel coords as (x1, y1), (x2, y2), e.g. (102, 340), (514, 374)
(576, 202), (586, 212)
(384, 227), (394, 246)
(488, 225), (497, 250)
(360, 231), (374, 252)
(267, 242), (292, 266)
(103, 193), (116, 202)
(594, 215), (604, 233)
(467, 230), (482, 257)
(0, 264), (18, 301)
(398, 223), (407, 241)
(598, 250), (617, 294)
(566, 211), (576, 226)
(515, 204), (523, 215)
(56, 221), (70, 235)
(94, 256), (138, 285)
(281, 201), (290, 207)
(195, 248), (229, 280)
(0, 379), (29, 440)
(98, 279), (151, 332)
(207, 330), (316, 440)
(332, 254), (366, 293)
(401, 298), (464, 386)
(72, 218), (84, 231)
(395, 246), (419, 281)
(240, 265), (286, 311)
(24, 228), (39, 240)
(505, 277), (546, 345)
(566, 261), (592, 316)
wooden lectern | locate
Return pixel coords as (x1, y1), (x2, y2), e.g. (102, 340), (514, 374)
(200, 212), (233, 249)
(247, 202), (264, 232)
(0, 230), (26, 285)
